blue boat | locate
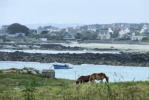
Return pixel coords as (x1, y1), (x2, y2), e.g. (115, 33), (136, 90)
(53, 64), (72, 69)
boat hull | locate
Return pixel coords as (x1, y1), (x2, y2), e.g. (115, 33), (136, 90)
(53, 64), (72, 69)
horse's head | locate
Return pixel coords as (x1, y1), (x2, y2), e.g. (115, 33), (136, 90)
(76, 80), (79, 84)
(105, 76), (109, 83)
(100, 73), (109, 83)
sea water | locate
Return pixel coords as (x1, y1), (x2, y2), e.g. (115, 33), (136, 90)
(0, 61), (148, 82)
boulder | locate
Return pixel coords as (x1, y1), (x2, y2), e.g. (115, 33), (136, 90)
(0, 67), (40, 75)
(20, 67), (40, 74)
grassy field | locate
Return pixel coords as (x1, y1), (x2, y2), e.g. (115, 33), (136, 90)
(0, 73), (149, 100)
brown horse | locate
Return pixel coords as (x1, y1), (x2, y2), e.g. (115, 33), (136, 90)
(76, 75), (90, 84)
(90, 73), (109, 83)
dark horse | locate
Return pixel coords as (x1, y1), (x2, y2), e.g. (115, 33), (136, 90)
(90, 73), (109, 83)
(76, 75), (90, 84)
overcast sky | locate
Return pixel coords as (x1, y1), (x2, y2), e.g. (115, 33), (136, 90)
(0, 0), (149, 25)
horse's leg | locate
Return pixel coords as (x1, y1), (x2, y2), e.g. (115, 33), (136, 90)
(90, 79), (94, 83)
(80, 80), (83, 84)
(79, 80), (82, 84)
(82, 80), (85, 84)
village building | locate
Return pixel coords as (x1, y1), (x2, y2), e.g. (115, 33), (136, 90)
(39, 38), (48, 42)
(49, 32), (57, 36)
(7, 33), (26, 38)
(118, 28), (130, 38)
(37, 26), (44, 34)
(130, 33), (145, 41)
(0, 29), (3, 36)
(87, 27), (97, 32)
(108, 28), (114, 34)
(0, 25), (9, 36)
(63, 33), (75, 40)
(97, 29), (111, 40)
(140, 25), (149, 34)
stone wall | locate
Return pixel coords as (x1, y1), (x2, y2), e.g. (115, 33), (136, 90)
(0, 51), (149, 67)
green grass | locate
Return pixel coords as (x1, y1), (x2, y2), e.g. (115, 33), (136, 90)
(0, 73), (149, 100)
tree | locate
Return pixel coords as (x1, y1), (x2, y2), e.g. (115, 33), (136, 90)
(112, 30), (119, 38)
(41, 31), (49, 34)
(75, 33), (83, 39)
(1, 35), (7, 42)
(7, 23), (30, 36)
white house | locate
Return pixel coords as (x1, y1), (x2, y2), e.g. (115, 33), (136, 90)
(131, 36), (144, 41)
(49, 32), (57, 36)
(140, 25), (148, 34)
(7, 33), (26, 37)
(86, 25), (97, 32)
(0, 29), (3, 36)
(39, 38), (48, 42)
(0, 25), (9, 36)
(108, 28), (114, 34)
(97, 30), (111, 40)
(130, 33), (145, 41)
(119, 28), (130, 38)
(37, 26), (44, 34)
(63, 33), (75, 40)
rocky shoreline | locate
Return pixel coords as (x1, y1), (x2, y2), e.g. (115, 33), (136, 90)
(0, 51), (149, 67)
(0, 43), (85, 50)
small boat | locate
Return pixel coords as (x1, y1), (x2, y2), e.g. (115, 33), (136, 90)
(53, 64), (72, 69)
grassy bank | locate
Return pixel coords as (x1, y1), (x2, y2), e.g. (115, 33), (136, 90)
(0, 73), (149, 100)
